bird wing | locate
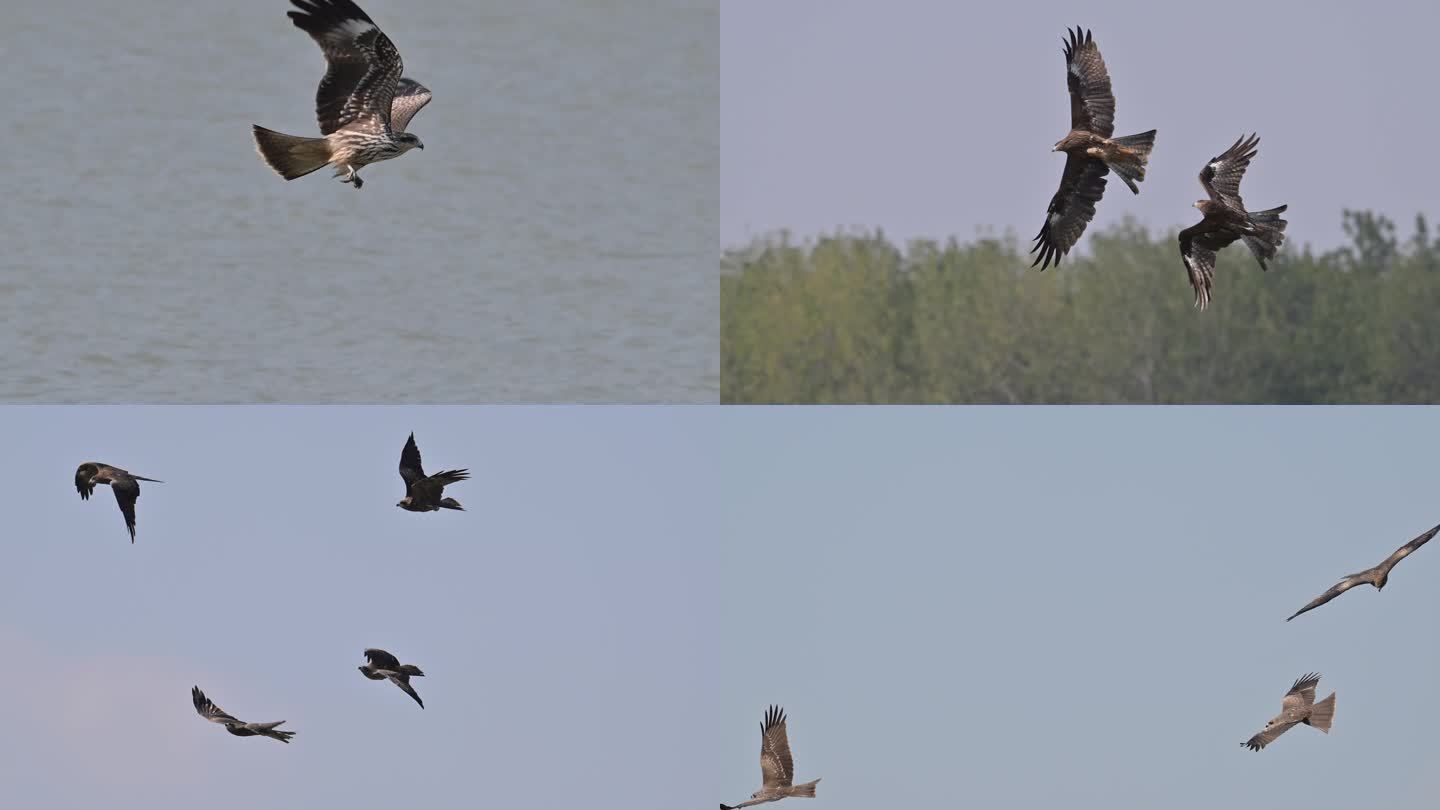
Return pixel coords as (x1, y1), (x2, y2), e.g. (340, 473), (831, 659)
(1199, 134), (1259, 212)
(1377, 522), (1440, 573)
(192, 686), (243, 726)
(1242, 720), (1298, 751)
(399, 433), (427, 492)
(1179, 222), (1241, 311)
(1283, 673), (1321, 709)
(1031, 155), (1109, 270)
(758, 705), (794, 789)
(74, 463), (102, 499)
(287, 0), (404, 136)
(389, 77), (432, 133)
(1062, 27), (1115, 137)
(386, 673), (425, 708)
(1286, 576), (1362, 621)
(364, 648), (402, 670)
(110, 475), (142, 543)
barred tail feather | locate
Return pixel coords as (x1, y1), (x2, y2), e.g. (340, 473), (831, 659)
(252, 125), (332, 180)
(1243, 205), (1288, 269)
(1306, 693), (1336, 733)
(791, 779), (820, 798)
(1107, 129), (1156, 194)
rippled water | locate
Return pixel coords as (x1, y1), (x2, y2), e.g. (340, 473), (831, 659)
(1, 0), (716, 401)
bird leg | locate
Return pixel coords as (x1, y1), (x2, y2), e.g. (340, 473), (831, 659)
(334, 165), (364, 189)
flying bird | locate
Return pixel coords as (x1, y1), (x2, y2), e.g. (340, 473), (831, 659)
(1286, 522), (1440, 621)
(1031, 27), (1157, 270)
(721, 705), (821, 809)
(359, 648), (425, 708)
(1179, 134), (1289, 309)
(252, 0), (430, 189)
(397, 433), (468, 512)
(1241, 673), (1335, 751)
(74, 462), (162, 543)
(191, 686), (296, 743)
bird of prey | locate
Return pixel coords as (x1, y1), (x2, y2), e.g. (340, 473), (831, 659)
(252, 0), (430, 189)
(191, 686), (296, 743)
(721, 705), (821, 810)
(1031, 27), (1157, 270)
(1179, 134), (1289, 309)
(1286, 522), (1440, 622)
(73, 462), (162, 544)
(397, 433), (468, 512)
(1241, 673), (1335, 751)
(359, 648), (425, 709)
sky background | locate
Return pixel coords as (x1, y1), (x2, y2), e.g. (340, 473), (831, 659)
(720, 407), (1440, 809)
(0, 407), (717, 809)
(721, 0), (1440, 252)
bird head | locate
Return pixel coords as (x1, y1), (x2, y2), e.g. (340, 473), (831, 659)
(396, 497), (411, 509)
(396, 132), (424, 152)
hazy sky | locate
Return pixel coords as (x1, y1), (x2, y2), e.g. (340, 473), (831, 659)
(0, 407), (717, 809)
(720, 407), (1440, 809)
(721, 0), (1440, 252)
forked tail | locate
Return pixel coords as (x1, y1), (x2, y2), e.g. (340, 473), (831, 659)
(439, 498), (464, 511)
(1243, 204), (1289, 270)
(1107, 129), (1157, 194)
(1306, 692), (1336, 733)
(400, 664), (425, 677)
(252, 125), (333, 180)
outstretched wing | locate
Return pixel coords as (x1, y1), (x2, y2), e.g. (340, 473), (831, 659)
(364, 648), (402, 670)
(1283, 673), (1321, 710)
(1179, 222), (1241, 311)
(387, 673), (425, 708)
(758, 705), (794, 789)
(390, 77), (432, 133)
(192, 686), (242, 726)
(1032, 156), (1108, 270)
(1199, 134), (1259, 212)
(1377, 522), (1440, 573)
(1062, 27), (1115, 137)
(399, 433), (427, 492)
(1286, 575), (1363, 621)
(1242, 720), (1297, 751)
(288, 0), (404, 136)
(111, 476), (141, 543)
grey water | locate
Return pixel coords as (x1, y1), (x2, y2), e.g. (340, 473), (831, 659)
(0, 0), (716, 402)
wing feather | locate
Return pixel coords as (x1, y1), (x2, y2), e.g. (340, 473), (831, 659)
(1063, 27), (1115, 137)
(110, 477), (141, 544)
(390, 78), (432, 133)
(1199, 134), (1259, 212)
(1179, 222), (1241, 310)
(1243, 720), (1298, 751)
(1031, 156), (1108, 270)
(1378, 522), (1440, 572)
(399, 433), (427, 491)
(192, 686), (242, 726)
(758, 705), (794, 789)
(364, 648), (403, 670)
(288, 0), (404, 135)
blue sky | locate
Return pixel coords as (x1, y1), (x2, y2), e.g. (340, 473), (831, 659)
(722, 0), (1439, 251)
(720, 407), (1440, 809)
(0, 407), (717, 809)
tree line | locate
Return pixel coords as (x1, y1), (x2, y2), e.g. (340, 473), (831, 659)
(722, 211), (1440, 403)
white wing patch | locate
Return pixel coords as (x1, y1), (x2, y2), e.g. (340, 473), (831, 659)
(339, 18), (376, 39)
(1069, 62), (1080, 77)
(1049, 212), (1061, 225)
